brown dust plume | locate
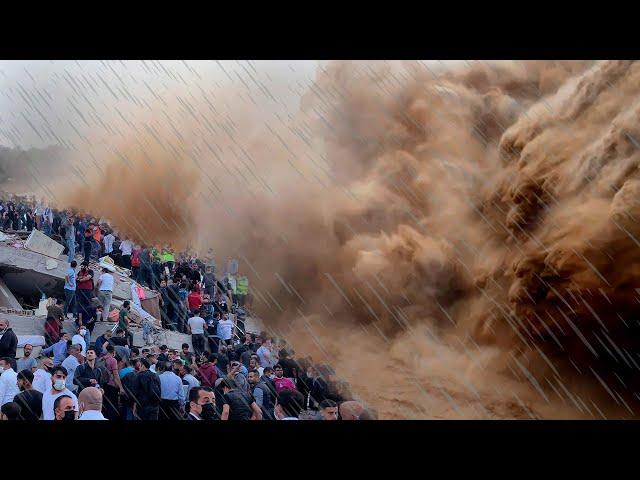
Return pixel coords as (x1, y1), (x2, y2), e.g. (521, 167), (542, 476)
(48, 60), (640, 419)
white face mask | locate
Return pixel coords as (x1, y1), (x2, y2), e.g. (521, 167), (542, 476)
(79, 330), (86, 336)
(0, 367), (5, 374)
(53, 379), (66, 391)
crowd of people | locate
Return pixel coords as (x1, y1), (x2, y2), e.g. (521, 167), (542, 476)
(0, 196), (377, 420)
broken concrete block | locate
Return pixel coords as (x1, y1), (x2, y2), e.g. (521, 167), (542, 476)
(24, 229), (64, 258)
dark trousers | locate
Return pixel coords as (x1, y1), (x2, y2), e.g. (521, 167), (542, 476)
(121, 404), (137, 421)
(192, 334), (205, 356)
(207, 335), (220, 353)
(64, 289), (76, 317)
(83, 243), (92, 263)
(77, 289), (92, 317)
(122, 254), (131, 269)
(138, 405), (159, 421)
(151, 263), (162, 289)
(131, 266), (141, 283)
(141, 267), (152, 288)
(103, 384), (121, 420)
(159, 399), (182, 421)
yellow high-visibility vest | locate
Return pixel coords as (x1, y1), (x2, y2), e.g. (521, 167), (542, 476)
(236, 276), (249, 295)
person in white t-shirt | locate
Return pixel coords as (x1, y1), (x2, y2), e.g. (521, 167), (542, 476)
(119, 239), (133, 269)
(0, 358), (19, 406)
(97, 268), (114, 316)
(42, 366), (79, 420)
(103, 232), (115, 255)
(72, 328), (88, 357)
(187, 308), (207, 356)
(61, 345), (82, 393)
(32, 357), (54, 394)
(217, 314), (234, 345)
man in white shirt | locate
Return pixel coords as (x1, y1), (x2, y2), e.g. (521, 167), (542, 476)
(72, 328), (88, 357)
(0, 357), (19, 406)
(78, 386), (107, 420)
(119, 238), (133, 269)
(61, 345), (82, 393)
(32, 357), (54, 394)
(187, 308), (207, 356)
(42, 365), (79, 420)
(103, 231), (115, 256)
(217, 313), (234, 345)
(97, 268), (114, 316)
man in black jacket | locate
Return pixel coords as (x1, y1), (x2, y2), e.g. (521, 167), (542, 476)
(0, 319), (18, 367)
(134, 358), (161, 420)
(74, 348), (107, 392)
(248, 369), (274, 420)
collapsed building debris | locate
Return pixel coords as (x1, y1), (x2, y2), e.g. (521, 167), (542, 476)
(0, 224), (264, 361)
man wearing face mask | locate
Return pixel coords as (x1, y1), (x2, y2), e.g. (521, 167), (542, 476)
(72, 328), (88, 357)
(32, 357), (54, 394)
(78, 386), (107, 420)
(54, 395), (77, 421)
(42, 366), (79, 420)
(14, 369), (43, 421)
(61, 345), (83, 393)
(186, 386), (217, 420)
(0, 357), (19, 406)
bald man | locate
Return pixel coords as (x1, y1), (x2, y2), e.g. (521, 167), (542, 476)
(78, 387), (107, 420)
(339, 401), (365, 420)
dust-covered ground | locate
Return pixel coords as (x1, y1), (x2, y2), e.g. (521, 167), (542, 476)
(5, 60), (640, 419)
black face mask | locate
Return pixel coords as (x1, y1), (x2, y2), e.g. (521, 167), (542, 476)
(62, 410), (75, 422)
(200, 403), (216, 420)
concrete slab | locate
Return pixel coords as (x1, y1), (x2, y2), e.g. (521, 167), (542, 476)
(0, 277), (23, 309)
(24, 229), (64, 258)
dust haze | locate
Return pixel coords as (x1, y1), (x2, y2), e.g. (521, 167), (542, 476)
(8, 60), (640, 419)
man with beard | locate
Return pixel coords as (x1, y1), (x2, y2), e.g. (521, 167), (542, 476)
(0, 357), (19, 407)
(247, 369), (274, 420)
(186, 386), (217, 420)
(17, 344), (37, 373)
(74, 348), (107, 393)
(53, 395), (76, 421)
(14, 369), (43, 421)
(0, 319), (18, 364)
(42, 366), (78, 420)
(32, 357), (54, 394)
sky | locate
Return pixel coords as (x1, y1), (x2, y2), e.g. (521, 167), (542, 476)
(0, 60), (320, 149)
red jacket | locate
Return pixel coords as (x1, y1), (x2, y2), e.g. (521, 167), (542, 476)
(197, 363), (218, 388)
(187, 291), (203, 312)
(45, 318), (61, 343)
(273, 376), (297, 394)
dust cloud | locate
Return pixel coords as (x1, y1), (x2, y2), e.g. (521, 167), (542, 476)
(18, 60), (640, 419)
